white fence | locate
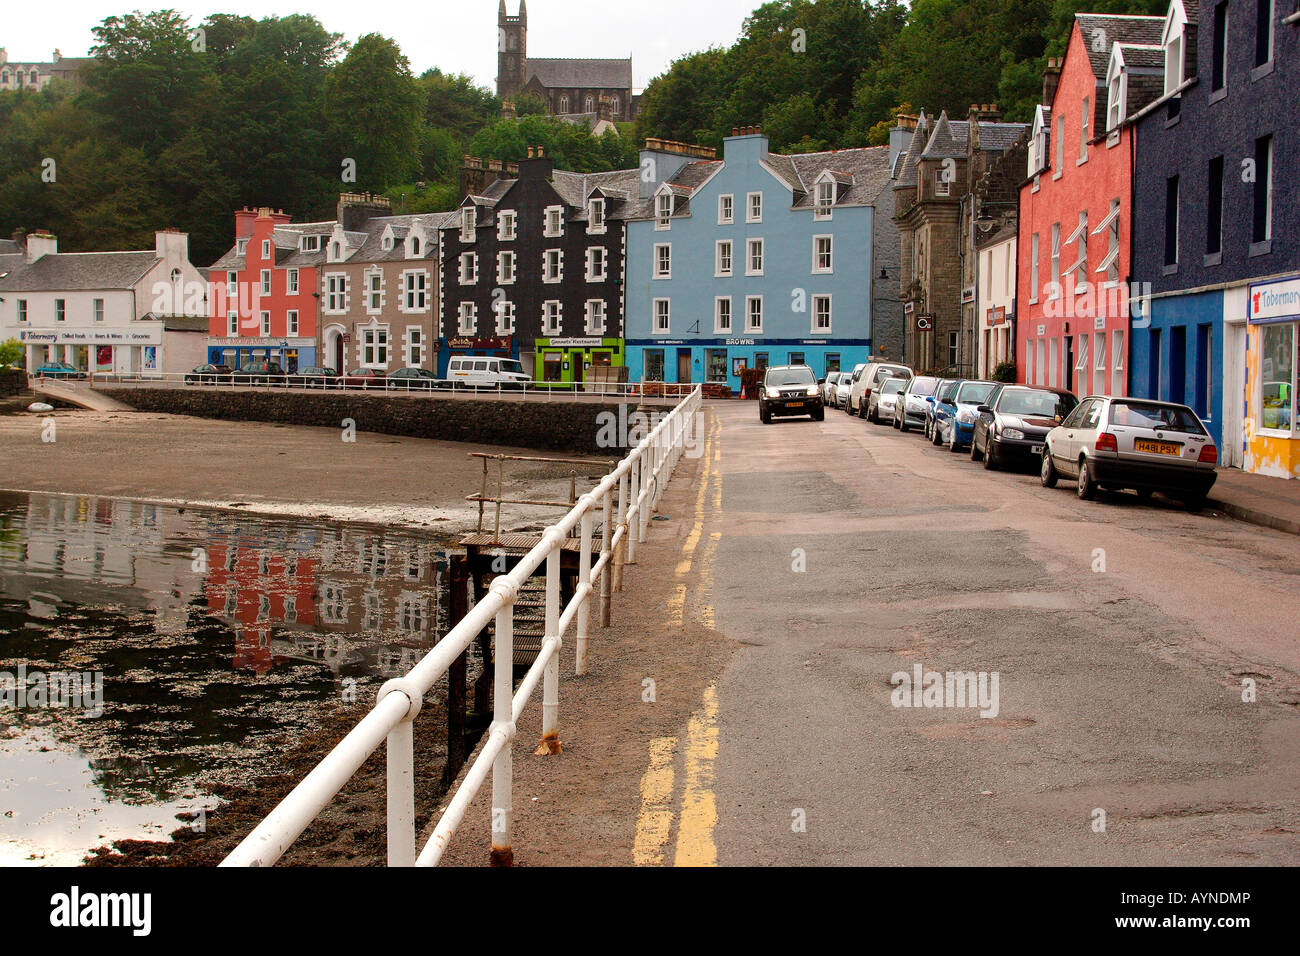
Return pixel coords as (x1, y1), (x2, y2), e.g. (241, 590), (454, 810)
(221, 385), (703, 867)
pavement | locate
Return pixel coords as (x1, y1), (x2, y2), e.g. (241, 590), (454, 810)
(1208, 468), (1300, 536)
(439, 399), (1300, 866)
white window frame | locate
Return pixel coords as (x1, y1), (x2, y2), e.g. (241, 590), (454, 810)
(543, 300), (562, 335)
(497, 210), (517, 241)
(261, 239), (270, 259)
(494, 300), (516, 335)
(227, 271), (238, 297)
(718, 194), (734, 225)
(1029, 233), (1040, 303)
(543, 249), (563, 284)
(1050, 223), (1061, 299)
(287, 268), (299, 295)
(655, 192), (673, 230)
(935, 171), (951, 197)
(227, 311), (238, 335)
(459, 252), (478, 285)
(366, 269), (384, 313)
(653, 298), (670, 334)
(460, 206), (476, 243)
(813, 235), (833, 274)
(287, 310), (299, 336)
(260, 269), (271, 295)
(746, 192), (763, 223)
(325, 273), (348, 313)
(587, 198), (606, 235)
(715, 240), (733, 278)
(1079, 96), (1090, 162)
(812, 295), (832, 333)
(714, 296), (732, 334)
(746, 295), (763, 333)
(585, 299), (607, 336)
(260, 311), (271, 336)
(402, 270), (428, 312)
(814, 181), (835, 220)
(93, 298), (104, 323)
(746, 238), (764, 276)
(544, 205), (564, 238)
(585, 247), (606, 282)
(498, 250), (517, 285)
(1163, 5), (1186, 96)
(362, 324), (390, 367)
(457, 302), (476, 335)
(406, 326), (424, 367)
(654, 243), (672, 279)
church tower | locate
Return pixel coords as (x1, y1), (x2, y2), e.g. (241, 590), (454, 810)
(497, 0), (527, 102)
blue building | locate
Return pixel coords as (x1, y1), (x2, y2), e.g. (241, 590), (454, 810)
(624, 130), (899, 392)
(1129, 0), (1297, 470)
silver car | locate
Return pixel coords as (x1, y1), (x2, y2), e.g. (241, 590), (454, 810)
(1041, 396), (1218, 509)
(822, 371), (842, 405)
(895, 375), (939, 432)
(837, 364), (864, 410)
(867, 375), (907, 425)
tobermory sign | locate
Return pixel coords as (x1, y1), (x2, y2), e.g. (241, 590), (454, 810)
(20, 327), (162, 345)
(1248, 276), (1300, 325)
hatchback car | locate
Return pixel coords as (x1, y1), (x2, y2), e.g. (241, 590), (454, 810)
(867, 375), (907, 425)
(1041, 396), (1218, 508)
(35, 362), (87, 380)
(925, 380), (960, 441)
(936, 380), (997, 451)
(388, 367), (439, 391)
(342, 368), (385, 389)
(236, 361), (286, 385)
(759, 364), (824, 423)
(185, 363), (234, 385)
(822, 371), (843, 406)
(970, 385), (1078, 470)
(839, 363), (867, 411)
(895, 375), (939, 432)
(289, 366), (339, 388)
(851, 362), (911, 417)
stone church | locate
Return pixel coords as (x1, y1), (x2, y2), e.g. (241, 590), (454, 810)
(496, 1), (637, 122)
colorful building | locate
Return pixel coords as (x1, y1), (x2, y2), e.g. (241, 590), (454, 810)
(1017, 14), (1166, 400)
(1130, 0), (1298, 472)
(625, 129), (897, 391)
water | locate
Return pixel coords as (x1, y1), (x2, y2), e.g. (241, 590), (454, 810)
(0, 491), (462, 865)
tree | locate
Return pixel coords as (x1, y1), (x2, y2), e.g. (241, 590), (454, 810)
(0, 339), (23, 367)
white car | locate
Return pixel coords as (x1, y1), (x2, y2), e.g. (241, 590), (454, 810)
(822, 371), (842, 405)
(837, 365), (864, 410)
(868, 376), (907, 425)
(850, 361), (911, 416)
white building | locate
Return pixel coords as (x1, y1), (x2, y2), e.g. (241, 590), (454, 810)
(0, 230), (208, 375)
(0, 48), (89, 91)
(975, 228), (1016, 379)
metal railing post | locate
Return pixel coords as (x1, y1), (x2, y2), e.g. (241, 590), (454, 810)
(614, 470), (629, 590)
(537, 549), (562, 754)
(626, 450), (639, 566)
(490, 604), (514, 866)
(599, 487), (613, 626)
(576, 508), (593, 675)
(386, 719), (415, 866)
(639, 446), (651, 543)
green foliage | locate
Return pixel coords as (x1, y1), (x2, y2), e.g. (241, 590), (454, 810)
(511, 92), (548, 117)
(0, 339), (23, 366)
(326, 34), (424, 191)
(469, 115), (638, 174)
(993, 361), (1019, 382)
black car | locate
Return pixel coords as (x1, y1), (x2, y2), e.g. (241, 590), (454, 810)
(387, 367), (439, 391)
(759, 364), (824, 423)
(236, 360), (286, 386)
(184, 363), (234, 385)
(288, 366), (340, 388)
(970, 384), (1079, 470)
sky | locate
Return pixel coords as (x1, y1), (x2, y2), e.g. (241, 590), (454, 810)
(2, 0), (760, 91)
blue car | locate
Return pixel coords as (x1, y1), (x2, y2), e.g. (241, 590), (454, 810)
(35, 362), (87, 380)
(935, 380), (998, 452)
(926, 379), (962, 444)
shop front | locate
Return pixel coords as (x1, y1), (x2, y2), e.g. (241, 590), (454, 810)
(19, 325), (163, 375)
(207, 337), (316, 373)
(438, 336), (515, 378)
(533, 337), (623, 387)
(1243, 274), (1300, 479)
(627, 338), (867, 394)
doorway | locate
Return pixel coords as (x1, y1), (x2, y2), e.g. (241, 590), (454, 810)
(677, 349), (692, 383)
(569, 350), (586, 385)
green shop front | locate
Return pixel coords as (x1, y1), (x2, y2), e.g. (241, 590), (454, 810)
(534, 337), (625, 386)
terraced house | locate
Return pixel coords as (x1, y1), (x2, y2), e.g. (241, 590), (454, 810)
(438, 148), (639, 383)
(624, 129), (898, 393)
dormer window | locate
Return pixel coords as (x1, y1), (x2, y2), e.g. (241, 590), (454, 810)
(409, 235), (422, 257)
(460, 207), (476, 243)
(1162, 1), (1187, 97)
(498, 210), (517, 241)
(655, 192), (673, 229)
(236, 238), (248, 256)
(1029, 105), (1051, 177)
(330, 241), (342, 261)
(382, 232), (394, 251)
(300, 235), (320, 252)
(814, 181), (835, 219)
(934, 169), (951, 197)
(1106, 51), (1126, 131)
(587, 198), (606, 234)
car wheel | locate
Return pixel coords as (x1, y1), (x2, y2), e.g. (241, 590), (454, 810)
(899, 416), (908, 433)
(1076, 458), (1097, 500)
(970, 435), (983, 461)
(1136, 488), (1154, 502)
(948, 430), (962, 453)
(931, 422), (944, 446)
(1040, 450), (1059, 488)
(760, 408), (771, 424)
(1182, 492), (1207, 512)
(982, 438), (998, 470)
(812, 407), (824, 422)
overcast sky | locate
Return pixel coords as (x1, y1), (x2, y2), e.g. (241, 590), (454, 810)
(3, 0), (760, 91)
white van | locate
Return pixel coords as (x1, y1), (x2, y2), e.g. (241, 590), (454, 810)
(445, 356), (531, 388)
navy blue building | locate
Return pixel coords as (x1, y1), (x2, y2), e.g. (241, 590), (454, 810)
(1130, 0), (1298, 473)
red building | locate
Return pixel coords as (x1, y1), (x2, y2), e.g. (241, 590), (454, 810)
(205, 541), (318, 674)
(207, 207), (333, 372)
(1017, 13), (1165, 397)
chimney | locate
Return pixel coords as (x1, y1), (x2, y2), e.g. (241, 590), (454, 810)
(234, 207), (257, 238)
(9, 228), (25, 252)
(155, 229), (189, 263)
(26, 231), (57, 263)
(1043, 58), (1063, 108)
(336, 192), (390, 231)
(519, 148), (554, 183)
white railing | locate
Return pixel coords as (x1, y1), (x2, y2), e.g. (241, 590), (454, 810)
(88, 370), (696, 401)
(221, 385), (703, 867)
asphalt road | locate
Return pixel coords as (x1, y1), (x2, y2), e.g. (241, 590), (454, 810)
(699, 400), (1300, 865)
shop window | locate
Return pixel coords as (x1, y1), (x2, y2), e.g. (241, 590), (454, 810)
(543, 352), (563, 382)
(706, 349), (728, 383)
(789, 352), (805, 366)
(826, 353), (841, 373)
(754, 352), (769, 372)
(1259, 322), (1294, 432)
(644, 350), (665, 381)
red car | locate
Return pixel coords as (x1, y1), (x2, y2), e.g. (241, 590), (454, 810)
(342, 368), (385, 390)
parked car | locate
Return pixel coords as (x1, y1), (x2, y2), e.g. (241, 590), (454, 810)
(936, 380), (997, 451)
(1040, 396), (1218, 508)
(822, 371), (843, 406)
(184, 363), (234, 385)
(970, 385), (1079, 470)
(759, 364), (824, 423)
(233, 360), (286, 386)
(924, 379), (960, 441)
(288, 366), (339, 388)
(342, 368), (385, 389)
(837, 365), (864, 410)
(894, 375), (939, 432)
(35, 362), (87, 380)
(867, 375), (907, 425)
(445, 356), (530, 388)
(388, 367), (439, 391)
(850, 361), (911, 417)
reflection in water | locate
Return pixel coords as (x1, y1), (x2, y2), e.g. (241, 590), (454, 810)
(0, 491), (463, 865)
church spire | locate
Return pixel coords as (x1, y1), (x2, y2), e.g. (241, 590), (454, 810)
(519, 0), (527, 24)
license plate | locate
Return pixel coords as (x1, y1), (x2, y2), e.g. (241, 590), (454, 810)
(1136, 439), (1181, 456)
(786, 401), (804, 408)
(1031, 444), (1043, 454)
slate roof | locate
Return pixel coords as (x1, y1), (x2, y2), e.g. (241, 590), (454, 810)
(0, 250), (158, 292)
(527, 57), (633, 91)
(1075, 14), (1165, 79)
(921, 112), (965, 159)
(922, 113), (1030, 159)
(784, 147), (893, 209)
(895, 111), (931, 188)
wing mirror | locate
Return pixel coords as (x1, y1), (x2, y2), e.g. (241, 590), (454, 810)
(977, 405), (992, 415)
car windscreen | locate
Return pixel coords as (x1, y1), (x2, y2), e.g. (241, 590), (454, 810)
(765, 368), (815, 387)
(937, 383), (959, 403)
(998, 389), (1076, 419)
(909, 377), (938, 396)
(1109, 401), (1206, 434)
(880, 378), (906, 394)
(499, 360), (525, 375)
(955, 382), (995, 405)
